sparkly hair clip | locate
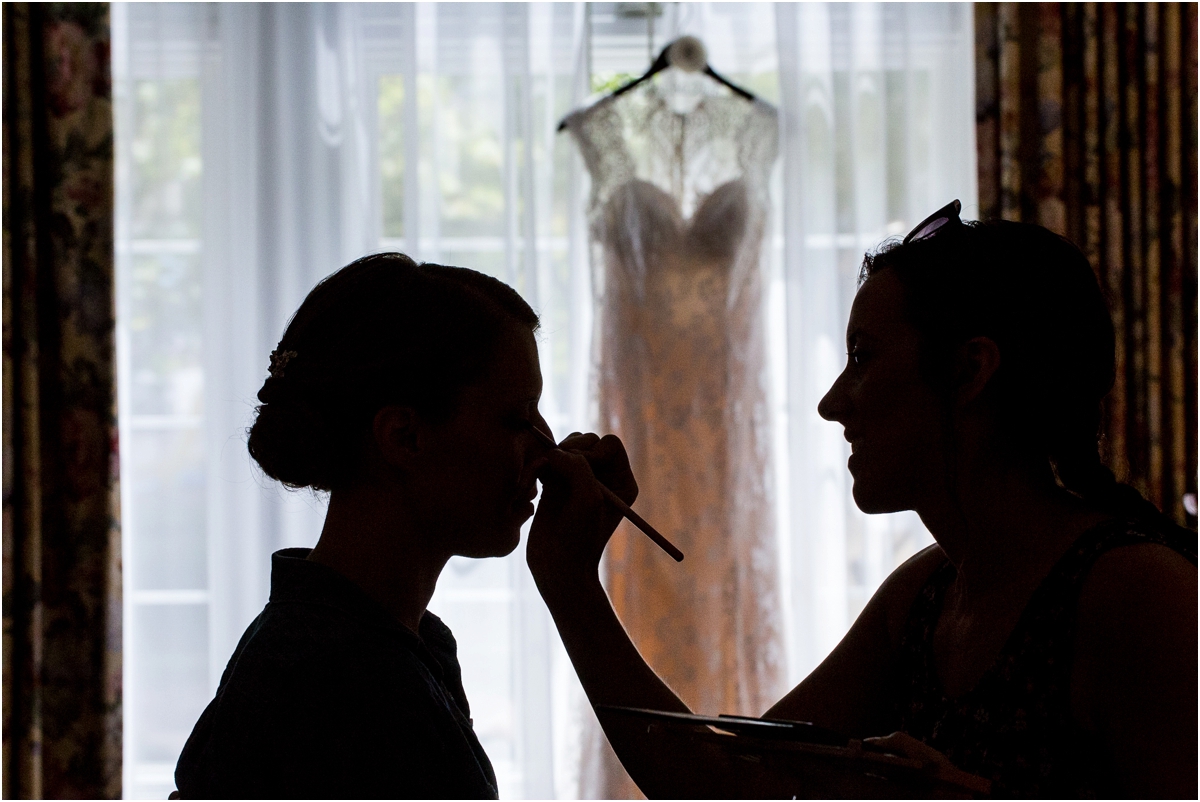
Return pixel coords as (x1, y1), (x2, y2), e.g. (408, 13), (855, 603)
(268, 348), (298, 379)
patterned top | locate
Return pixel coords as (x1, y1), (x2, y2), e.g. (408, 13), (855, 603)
(894, 518), (1196, 798)
(175, 549), (497, 799)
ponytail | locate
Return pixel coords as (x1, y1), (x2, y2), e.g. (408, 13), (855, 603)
(1052, 439), (1172, 527)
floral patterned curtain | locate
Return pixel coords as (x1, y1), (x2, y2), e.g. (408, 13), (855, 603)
(3, 3), (122, 798)
(976, 2), (1198, 527)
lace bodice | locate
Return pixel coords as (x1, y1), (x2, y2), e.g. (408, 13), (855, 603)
(564, 76), (777, 215)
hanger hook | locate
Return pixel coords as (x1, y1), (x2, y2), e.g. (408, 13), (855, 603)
(666, 36), (707, 73)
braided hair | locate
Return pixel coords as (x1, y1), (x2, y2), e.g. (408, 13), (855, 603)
(247, 252), (539, 492)
(861, 220), (1169, 527)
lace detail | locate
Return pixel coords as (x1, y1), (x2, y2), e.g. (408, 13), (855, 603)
(566, 77), (783, 798)
(895, 518), (1197, 798)
(564, 80), (778, 220)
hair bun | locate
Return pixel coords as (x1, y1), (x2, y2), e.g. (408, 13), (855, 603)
(247, 397), (340, 491)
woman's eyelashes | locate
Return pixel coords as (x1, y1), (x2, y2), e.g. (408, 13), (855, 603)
(845, 333), (870, 367)
(505, 408), (539, 433)
(505, 415), (532, 432)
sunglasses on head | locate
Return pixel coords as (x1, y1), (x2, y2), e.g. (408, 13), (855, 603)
(903, 199), (963, 245)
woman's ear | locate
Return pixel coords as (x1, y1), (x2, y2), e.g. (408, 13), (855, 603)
(953, 336), (1002, 407)
(373, 405), (423, 467)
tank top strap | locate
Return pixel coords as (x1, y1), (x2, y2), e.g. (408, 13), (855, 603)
(999, 517), (1197, 694)
(900, 517), (1195, 659)
(894, 555), (955, 716)
(1053, 516), (1197, 575)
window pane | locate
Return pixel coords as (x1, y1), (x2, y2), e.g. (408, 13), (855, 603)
(429, 555), (515, 783)
(128, 428), (207, 590)
(131, 79), (202, 240)
(422, 29), (505, 239)
(379, 75), (406, 239)
(127, 251), (204, 417)
(130, 604), (209, 764)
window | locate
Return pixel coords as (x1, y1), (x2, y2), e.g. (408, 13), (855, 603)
(113, 7), (208, 797)
(114, 4), (974, 798)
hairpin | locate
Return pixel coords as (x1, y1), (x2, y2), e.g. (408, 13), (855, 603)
(268, 348), (298, 379)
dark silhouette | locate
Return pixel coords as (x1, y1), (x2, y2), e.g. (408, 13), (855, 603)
(527, 212), (1197, 797)
(174, 252), (549, 799)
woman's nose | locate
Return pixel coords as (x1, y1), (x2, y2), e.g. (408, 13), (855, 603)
(531, 409), (553, 441)
(818, 371), (847, 422)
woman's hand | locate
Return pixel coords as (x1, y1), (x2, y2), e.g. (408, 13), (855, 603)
(864, 732), (992, 796)
(527, 433), (637, 593)
(526, 433), (699, 799)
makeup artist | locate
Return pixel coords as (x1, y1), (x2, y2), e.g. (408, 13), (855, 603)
(174, 253), (552, 799)
(529, 209), (1197, 798)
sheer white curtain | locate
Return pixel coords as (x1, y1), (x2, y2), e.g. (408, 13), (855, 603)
(113, 4), (975, 800)
(773, 3), (977, 681)
(198, 0), (379, 707)
(114, 4), (590, 798)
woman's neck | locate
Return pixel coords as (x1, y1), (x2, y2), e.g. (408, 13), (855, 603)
(309, 484), (448, 634)
(916, 457), (1108, 599)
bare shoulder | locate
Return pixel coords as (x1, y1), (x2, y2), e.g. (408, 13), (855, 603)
(1078, 540), (1196, 624)
(873, 543), (948, 645)
(886, 542), (948, 588)
(1073, 539), (1197, 727)
(1073, 538), (1197, 796)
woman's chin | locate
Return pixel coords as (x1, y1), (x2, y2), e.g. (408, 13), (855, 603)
(495, 522), (524, 557)
(453, 523), (523, 559)
(851, 479), (908, 515)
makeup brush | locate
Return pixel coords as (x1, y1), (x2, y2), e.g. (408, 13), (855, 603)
(525, 423), (684, 562)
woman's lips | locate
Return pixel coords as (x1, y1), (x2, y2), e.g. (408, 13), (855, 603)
(515, 486), (538, 515)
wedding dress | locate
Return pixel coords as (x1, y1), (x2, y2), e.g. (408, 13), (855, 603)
(564, 73), (784, 798)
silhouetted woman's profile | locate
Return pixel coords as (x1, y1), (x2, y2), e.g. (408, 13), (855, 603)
(527, 204), (1198, 798)
(174, 253), (549, 799)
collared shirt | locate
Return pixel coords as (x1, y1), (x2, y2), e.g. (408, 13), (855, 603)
(174, 548), (498, 799)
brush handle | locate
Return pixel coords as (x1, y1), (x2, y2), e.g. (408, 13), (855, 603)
(595, 483), (685, 562)
(528, 424), (684, 562)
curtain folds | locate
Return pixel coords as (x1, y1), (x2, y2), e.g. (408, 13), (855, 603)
(112, 5), (590, 797)
(975, 2), (1198, 525)
(774, 1), (976, 683)
(3, 3), (122, 798)
(197, 1), (380, 711)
